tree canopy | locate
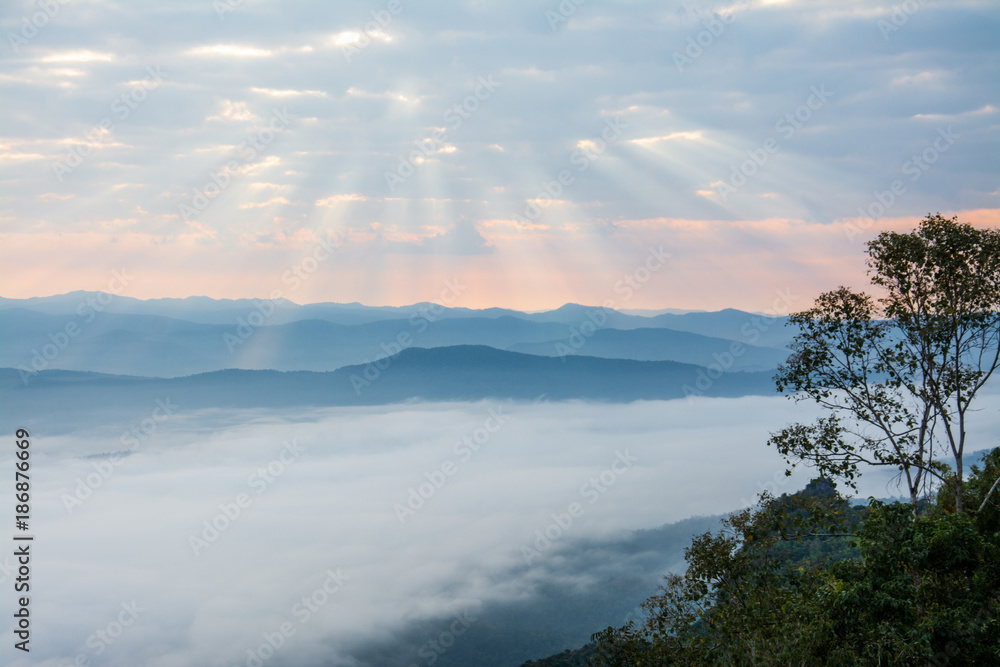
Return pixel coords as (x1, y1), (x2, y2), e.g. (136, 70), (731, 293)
(771, 214), (1000, 512)
(590, 463), (1000, 665)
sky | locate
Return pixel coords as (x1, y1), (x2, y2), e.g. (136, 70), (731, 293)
(1, 0), (998, 311)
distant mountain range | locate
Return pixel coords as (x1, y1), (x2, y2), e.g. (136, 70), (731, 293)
(0, 293), (796, 377)
(0, 293), (787, 334)
(0, 294), (793, 432)
(509, 327), (786, 370)
(0, 345), (777, 431)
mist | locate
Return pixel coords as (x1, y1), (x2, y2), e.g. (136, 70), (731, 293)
(3, 393), (998, 666)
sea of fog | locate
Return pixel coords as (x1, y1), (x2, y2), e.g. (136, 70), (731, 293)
(2, 393), (998, 666)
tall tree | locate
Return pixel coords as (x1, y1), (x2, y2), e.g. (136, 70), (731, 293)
(770, 214), (1000, 512)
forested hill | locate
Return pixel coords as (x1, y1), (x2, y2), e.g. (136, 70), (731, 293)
(0, 345), (775, 432)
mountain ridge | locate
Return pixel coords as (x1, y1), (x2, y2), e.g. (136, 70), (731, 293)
(0, 345), (778, 432)
(1, 307), (793, 377)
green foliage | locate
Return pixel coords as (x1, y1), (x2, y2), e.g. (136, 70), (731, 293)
(520, 644), (597, 666)
(771, 214), (1000, 512)
(936, 447), (1000, 535)
(590, 467), (1000, 666)
(763, 478), (863, 568)
(821, 501), (1000, 665)
(590, 480), (860, 666)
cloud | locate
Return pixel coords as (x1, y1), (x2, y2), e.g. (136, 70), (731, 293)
(5, 393), (997, 666)
(384, 222), (496, 255)
(39, 50), (114, 63)
(251, 88), (328, 98)
(345, 87), (415, 103)
(0, 0), (997, 309)
(315, 193), (368, 207)
(207, 100), (256, 122)
(629, 131), (704, 146)
(187, 45), (273, 58)
(238, 197), (291, 209)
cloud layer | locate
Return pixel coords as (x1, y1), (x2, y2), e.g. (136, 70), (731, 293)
(3, 394), (998, 666)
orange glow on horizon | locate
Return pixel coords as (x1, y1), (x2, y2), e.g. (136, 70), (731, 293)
(2, 209), (997, 313)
